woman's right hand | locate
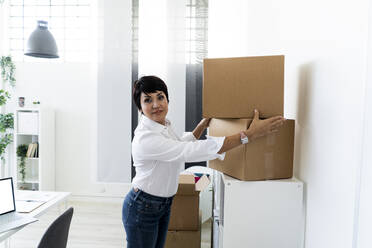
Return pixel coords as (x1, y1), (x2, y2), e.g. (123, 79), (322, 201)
(246, 109), (286, 141)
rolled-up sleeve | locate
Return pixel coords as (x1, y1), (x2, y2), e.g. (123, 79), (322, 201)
(132, 131), (226, 163)
(180, 132), (197, 142)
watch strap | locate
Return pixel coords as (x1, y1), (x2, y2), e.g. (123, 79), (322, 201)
(240, 131), (249, 144)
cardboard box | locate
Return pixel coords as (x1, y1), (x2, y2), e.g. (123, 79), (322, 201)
(209, 118), (295, 181)
(165, 211), (202, 248)
(203, 55), (284, 119)
(168, 174), (209, 231)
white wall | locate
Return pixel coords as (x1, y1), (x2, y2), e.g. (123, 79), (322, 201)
(5, 62), (103, 195)
(0, 0), (133, 196)
(0, 4), (4, 54)
(96, 0), (132, 184)
(209, 0), (368, 247)
(355, 1), (372, 246)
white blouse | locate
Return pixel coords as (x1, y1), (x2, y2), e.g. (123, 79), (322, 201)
(131, 115), (226, 197)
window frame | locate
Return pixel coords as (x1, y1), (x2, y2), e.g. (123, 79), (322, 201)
(7, 0), (92, 62)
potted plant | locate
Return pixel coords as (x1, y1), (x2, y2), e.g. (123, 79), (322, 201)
(0, 55), (16, 164)
(17, 144), (28, 183)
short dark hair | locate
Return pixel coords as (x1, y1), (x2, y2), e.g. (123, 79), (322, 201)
(133, 76), (169, 111)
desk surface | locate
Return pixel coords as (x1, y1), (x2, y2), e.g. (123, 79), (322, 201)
(0, 190), (71, 243)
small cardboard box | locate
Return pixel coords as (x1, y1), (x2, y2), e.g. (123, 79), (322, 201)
(203, 55), (284, 119)
(209, 118), (295, 181)
(165, 211), (202, 248)
(168, 174), (209, 231)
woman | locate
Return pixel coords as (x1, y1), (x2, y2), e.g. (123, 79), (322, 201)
(122, 75), (285, 248)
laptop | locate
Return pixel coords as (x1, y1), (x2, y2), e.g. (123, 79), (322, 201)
(0, 177), (38, 234)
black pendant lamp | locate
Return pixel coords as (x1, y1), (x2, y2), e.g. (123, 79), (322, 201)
(24, 20), (59, 59)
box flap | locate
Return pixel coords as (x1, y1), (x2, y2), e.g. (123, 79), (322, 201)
(195, 175), (210, 192)
(176, 174), (196, 195)
(209, 118), (249, 136)
(209, 118), (248, 177)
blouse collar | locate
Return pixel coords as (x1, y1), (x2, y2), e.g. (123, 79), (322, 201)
(140, 114), (171, 132)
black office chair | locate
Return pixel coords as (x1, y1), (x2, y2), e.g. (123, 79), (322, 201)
(37, 207), (74, 248)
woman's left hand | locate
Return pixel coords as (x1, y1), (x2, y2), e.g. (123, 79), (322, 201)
(198, 118), (211, 129)
(192, 118), (211, 139)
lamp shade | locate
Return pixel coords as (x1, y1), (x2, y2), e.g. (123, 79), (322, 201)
(24, 20), (59, 58)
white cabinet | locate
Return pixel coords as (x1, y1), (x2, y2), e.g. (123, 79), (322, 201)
(212, 171), (304, 248)
(13, 108), (55, 191)
(17, 112), (39, 134)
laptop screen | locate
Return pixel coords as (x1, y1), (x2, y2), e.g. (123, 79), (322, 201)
(0, 178), (16, 215)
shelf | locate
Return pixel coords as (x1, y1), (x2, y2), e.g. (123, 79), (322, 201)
(16, 108), (39, 111)
(14, 108), (55, 191)
(18, 179), (39, 184)
(17, 157), (39, 160)
(15, 133), (39, 136)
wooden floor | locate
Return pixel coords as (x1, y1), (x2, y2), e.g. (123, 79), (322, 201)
(2, 198), (212, 248)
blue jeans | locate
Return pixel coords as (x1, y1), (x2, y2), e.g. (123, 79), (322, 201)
(122, 189), (174, 248)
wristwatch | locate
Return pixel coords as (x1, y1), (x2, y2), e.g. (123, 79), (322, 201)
(240, 131), (249, 144)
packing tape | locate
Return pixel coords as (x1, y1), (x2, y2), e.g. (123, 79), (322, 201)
(266, 133), (276, 146)
(264, 152), (275, 179)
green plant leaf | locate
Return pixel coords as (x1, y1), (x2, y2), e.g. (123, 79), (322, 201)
(0, 55), (16, 87)
(0, 55), (16, 164)
(0, 113), (14, 132)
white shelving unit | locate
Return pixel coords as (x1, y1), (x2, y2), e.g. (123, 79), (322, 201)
(13, 108), (55, 191)
(212, 171), (305, 248)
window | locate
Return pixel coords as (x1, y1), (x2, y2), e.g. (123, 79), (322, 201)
(185, 0), (208, 65)
(8, 0), (92, 62)
(185, 0), (209, 169)
(131, 0), (139, 180)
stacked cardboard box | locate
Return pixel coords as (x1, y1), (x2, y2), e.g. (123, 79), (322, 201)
(165, 174), (209, 248)
(203, 55), (295, 181)
(203, 55), (284, 119)
(165, 211), (202, 248)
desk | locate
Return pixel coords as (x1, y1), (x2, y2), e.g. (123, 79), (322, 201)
(0, 190), (70, 244)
